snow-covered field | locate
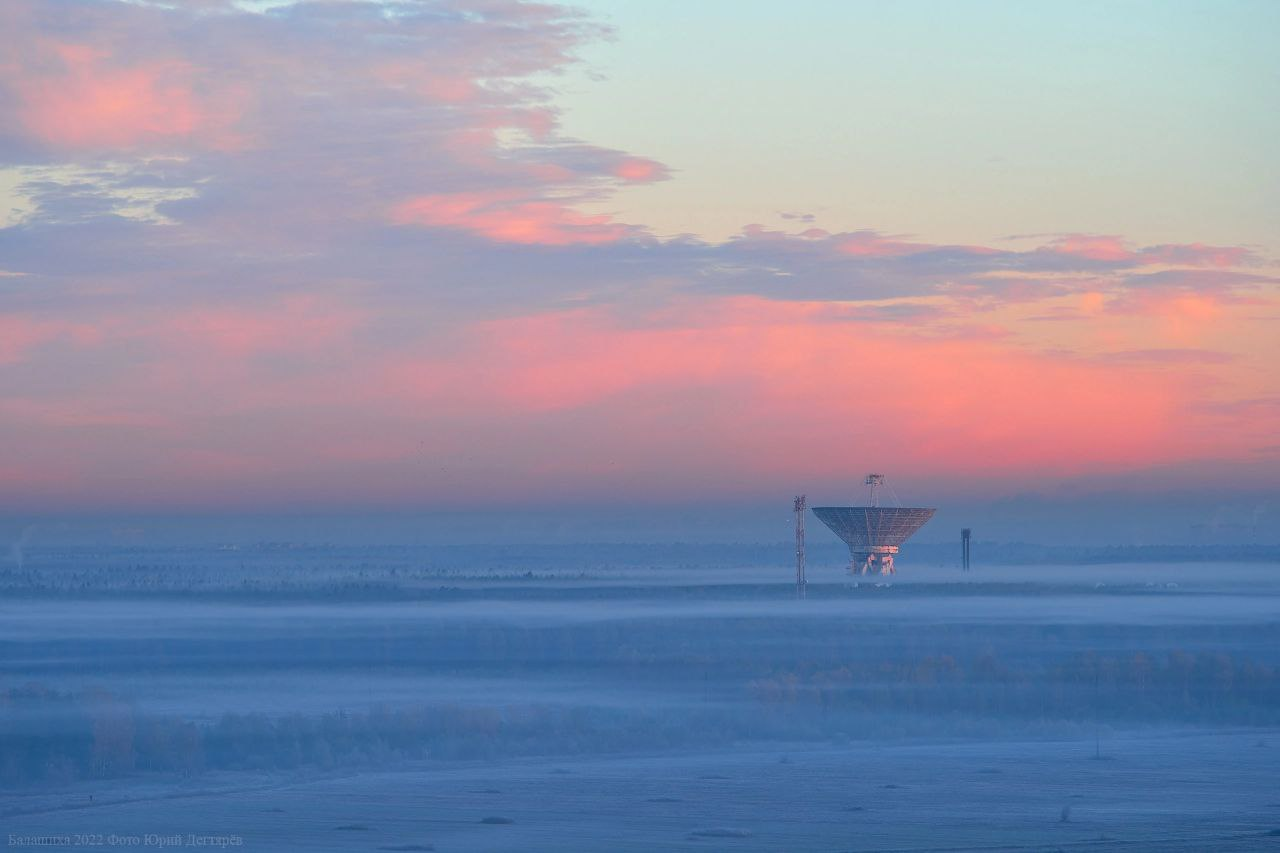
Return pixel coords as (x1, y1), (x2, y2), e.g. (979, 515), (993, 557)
(3, 548), (1278, 850)
(6, 731), (1279, 851)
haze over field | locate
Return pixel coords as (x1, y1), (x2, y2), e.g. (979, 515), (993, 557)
(3, 549), (1280, 850)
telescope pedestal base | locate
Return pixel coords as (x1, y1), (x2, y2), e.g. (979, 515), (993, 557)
(850, 546), (899, 576)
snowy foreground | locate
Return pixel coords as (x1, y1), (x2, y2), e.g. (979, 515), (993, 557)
(5, 731), (1280, 851)
(2, 549), (1278, 850)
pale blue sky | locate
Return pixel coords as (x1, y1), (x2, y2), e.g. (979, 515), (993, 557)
(558, 0), (1278, 247)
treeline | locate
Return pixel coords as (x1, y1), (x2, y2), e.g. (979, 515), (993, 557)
(14, 542), (1280, 581)
(0, 685), (762, 788)
(5, 647), (1277, 789)
(5, 540), (1278, 600)
(0, 563), (588, 598)
(913, 542), (1280, 565)
(750, 649), (1280, 724)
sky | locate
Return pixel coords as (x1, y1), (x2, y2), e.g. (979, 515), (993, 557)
(0, 0), (1277, 540)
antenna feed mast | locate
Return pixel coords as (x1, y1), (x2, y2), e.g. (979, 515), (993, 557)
(793, 495), (807, 597)
(865, 473), (885, 507)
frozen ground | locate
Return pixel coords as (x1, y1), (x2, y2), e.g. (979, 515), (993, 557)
(6, 731), (1280, 851)
(2, 547), (1278, 850)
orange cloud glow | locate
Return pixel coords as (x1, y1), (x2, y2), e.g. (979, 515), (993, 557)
(4, 290), (1272, 508)
(423, 297), (1207, 482)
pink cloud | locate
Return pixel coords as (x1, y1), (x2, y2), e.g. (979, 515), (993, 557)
(1079, 291), (1107, 315)
(405, 297), (1209, 482)
(1140, 243), (1254, 268)
(800, 229), (999, 259)
(162, 295), (366, 359)
(1042, 234), (1255, 268)
(1112, 291), (1229, 345)
(0, 314), (103, 365)
(612, 157), (666, 182)
(834, 231), (936, 258)
(11, 41), (243, 151)
(390, 191), (630, 245)
(4, 289), (1274, 509)
(1045, 234), (1135, 263)
(371, 60), (480, 105)
(0, 397), (168, 429)
(0, 1), (1272, 510)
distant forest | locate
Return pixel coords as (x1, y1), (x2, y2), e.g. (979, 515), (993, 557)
(4, 646), (1277, 787)
(9, 540), (1280, 572)
(1, 541), (1276, 601)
